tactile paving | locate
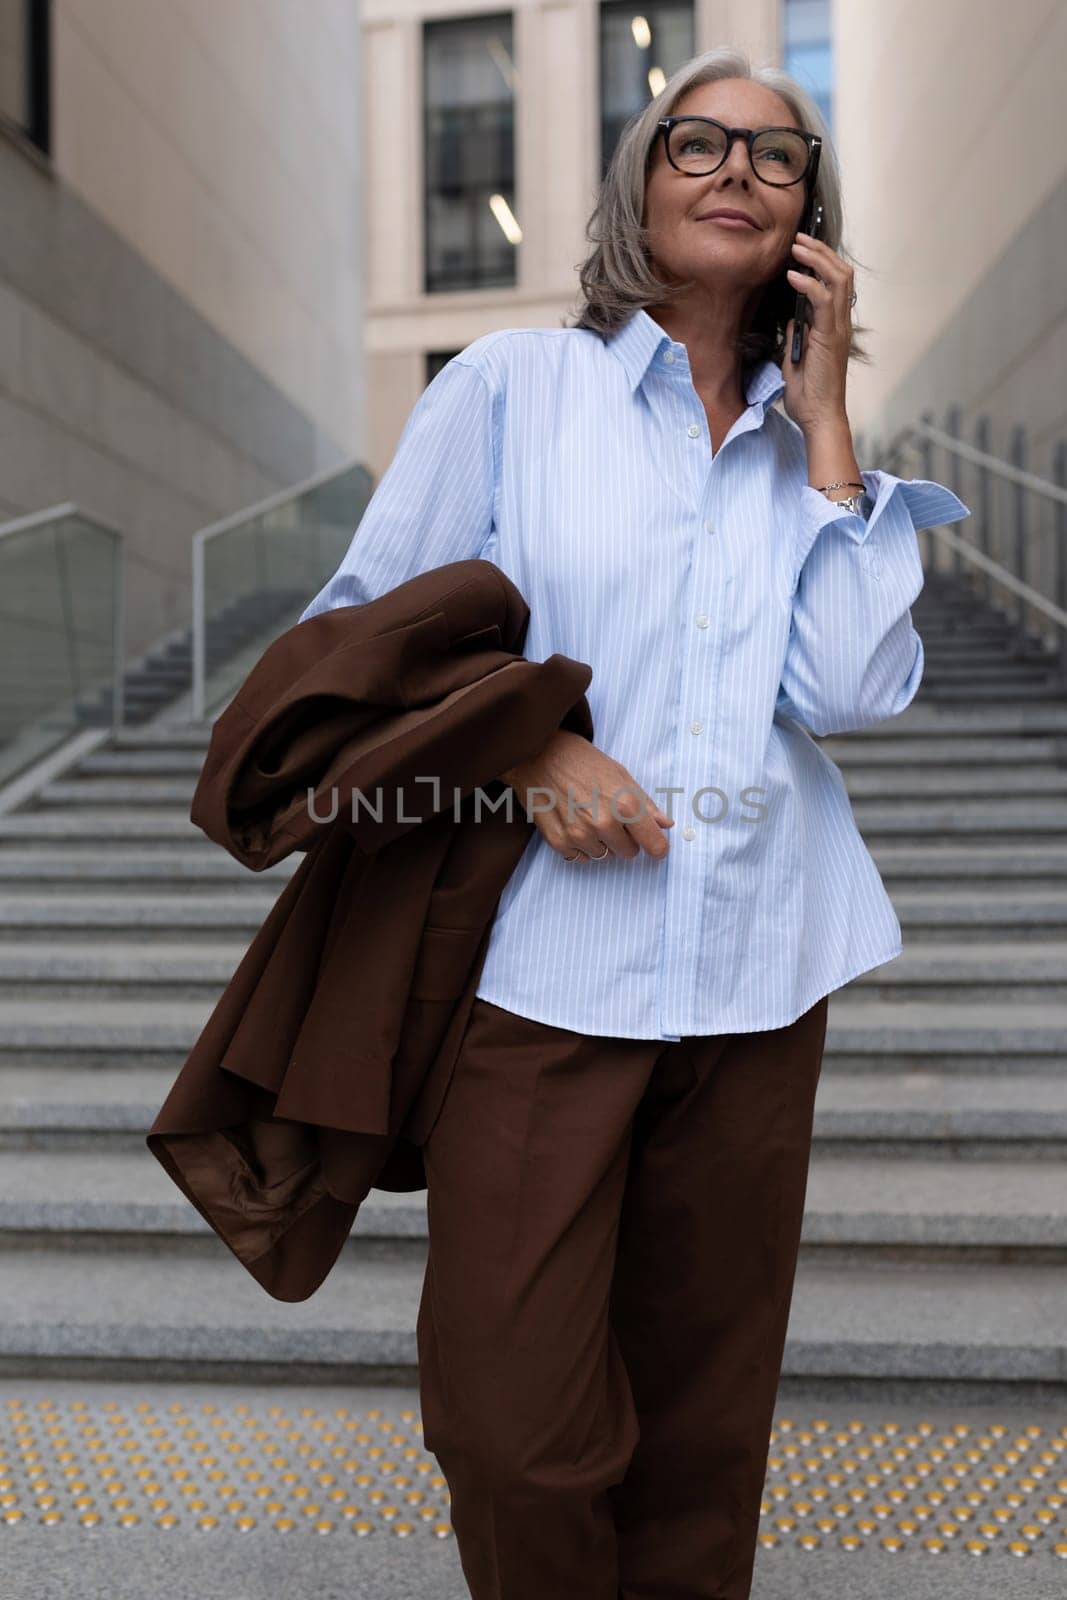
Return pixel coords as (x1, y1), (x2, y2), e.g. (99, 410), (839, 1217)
(1, 1397), (1065, 1566)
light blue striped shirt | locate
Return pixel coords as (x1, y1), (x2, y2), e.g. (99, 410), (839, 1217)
(299, 307), (971, 1037)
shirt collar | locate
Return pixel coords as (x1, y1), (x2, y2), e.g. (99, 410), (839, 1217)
(605, 305), (786, 414)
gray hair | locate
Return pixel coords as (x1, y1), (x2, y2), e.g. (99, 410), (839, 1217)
(563, 45), (870, 369)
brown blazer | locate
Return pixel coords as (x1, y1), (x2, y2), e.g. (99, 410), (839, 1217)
(146, 559), (594, 1303)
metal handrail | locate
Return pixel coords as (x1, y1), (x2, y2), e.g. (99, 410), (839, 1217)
(887, 420), (1067, 507)
(1, 499), (126, 542)
(926, 523), (1067, 631)
(868, 417), (1067, 676)
(192, 458), (371, 720)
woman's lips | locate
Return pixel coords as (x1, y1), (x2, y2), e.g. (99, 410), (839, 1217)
(700, 215), (758, 229)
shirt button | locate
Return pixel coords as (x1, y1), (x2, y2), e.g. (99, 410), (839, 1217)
(695, 613), (709, 627)
(682, 826), (696, 841)
(663, 349), (675, 364)
(687, 423), (700, 438)
(690, 720), (703, 734)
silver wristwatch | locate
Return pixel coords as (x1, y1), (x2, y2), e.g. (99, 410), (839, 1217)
(828, 491), (871, 520)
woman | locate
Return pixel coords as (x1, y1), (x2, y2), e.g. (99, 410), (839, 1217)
(301, 45), (970, 1600)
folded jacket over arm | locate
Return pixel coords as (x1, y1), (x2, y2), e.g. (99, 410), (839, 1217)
(146, 558), (594, 1302)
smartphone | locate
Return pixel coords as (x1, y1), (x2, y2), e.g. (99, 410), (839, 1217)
(790, 152), (824, 365)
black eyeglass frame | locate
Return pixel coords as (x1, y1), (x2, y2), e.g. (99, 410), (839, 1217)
(654, 116), (821, 189)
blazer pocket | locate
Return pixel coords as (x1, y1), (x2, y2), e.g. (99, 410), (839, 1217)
(408, 924), (487, 1003)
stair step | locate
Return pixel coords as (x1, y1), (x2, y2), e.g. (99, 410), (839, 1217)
(4, 1066), (1066, 1154)
(0, 814), (214, 843)
(920, 641), (1052, 657)
(0, 998), (1064, 1064)
(109, 726), (212, 748)
(870, 842), (1067, 880)
(846, 769), (1067, 798)
(920, 682), (1067, 701)
(0, 1150), (425, 1245)
(852, 798), (1067, 842)
(850, 704), (1067, 734)
(83, 770), (1067, 812)
(4, 940), (1066, 1004)
(784, 1259), (1067, 1384)
(0, 981), (1064, 1040)
(4, 804), (1065, 848)
(0, 1248), (1061, 1386)
(813, 1071), (1067, 1147)
(0, 941), (248, 1000)
(77, 750), (207, 775)
(38, 779), (198, 803)
(852, 942), (1067, 1001)
(0, 1148), (1064, 1253)
(921, 664), (1054, 683)
(0, 894), (280, 934)
(0, 851), (296, 884)
(822, 735), (1065, 765)
(821, 1000), (1067, 1072)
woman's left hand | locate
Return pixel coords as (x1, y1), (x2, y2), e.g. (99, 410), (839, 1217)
(781, 232), (855, 435)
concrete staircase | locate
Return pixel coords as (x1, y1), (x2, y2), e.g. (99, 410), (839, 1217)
(0, 571), (1065, 1396)
(72, 585), (307, 727)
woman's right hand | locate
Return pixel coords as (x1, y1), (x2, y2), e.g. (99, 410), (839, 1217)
(499, 730), (674, 862)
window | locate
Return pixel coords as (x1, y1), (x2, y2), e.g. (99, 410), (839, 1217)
(0, 0), (49, 154)
(599, 1), (694, 181)
(782, 0), (832, 132)
(423, 15), (517, 293)
(426, 350), (463, 385)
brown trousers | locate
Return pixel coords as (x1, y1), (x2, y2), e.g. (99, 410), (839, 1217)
(416, 990), (830, 1600)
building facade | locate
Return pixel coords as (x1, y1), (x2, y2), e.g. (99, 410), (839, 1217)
(363, 0), (1065, 493)
(364, 0), (794, 473)
(0, 0), (365, 656)
(832, 0), (1065, 472)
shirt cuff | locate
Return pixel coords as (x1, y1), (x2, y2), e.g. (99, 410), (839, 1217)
(795, 467), (972, 573)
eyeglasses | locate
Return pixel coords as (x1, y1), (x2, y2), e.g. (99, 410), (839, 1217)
(654, 117), (820, 188)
